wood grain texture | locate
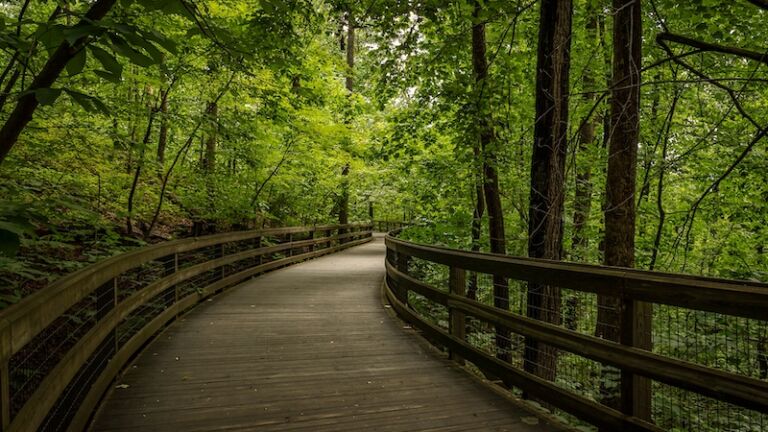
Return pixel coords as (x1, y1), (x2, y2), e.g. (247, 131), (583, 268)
(90, 236), (555, 432)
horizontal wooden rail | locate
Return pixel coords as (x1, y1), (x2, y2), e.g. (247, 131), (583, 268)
(386, 261), (768, 412)
(384, 233), (768, 430)
(383, 279), (661, 432)
(386, 236), (768, 320)
(0, 223), (372, 432)
(372, 220), (411, 233)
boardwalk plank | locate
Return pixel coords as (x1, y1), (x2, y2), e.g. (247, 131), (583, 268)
(90, 237), (556, 432)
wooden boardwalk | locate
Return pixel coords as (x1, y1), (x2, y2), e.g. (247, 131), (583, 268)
(90, 236), (556, 432)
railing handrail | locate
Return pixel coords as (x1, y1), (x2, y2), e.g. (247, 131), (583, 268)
(0, 223), (369, 362)
(386, 235), (768, 320)
(383, 232), (768, 431)
(0, 223), (373, 432)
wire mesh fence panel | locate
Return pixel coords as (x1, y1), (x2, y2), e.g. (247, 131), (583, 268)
(39, 336), (116, 432)
(7, 285), (106, 420)
(0, 224), (373, 432)
(407, 256), (449, 290)
(653, 380), (768, 432)
(653, 304), (768, 379)
(383, 233), (768, 432)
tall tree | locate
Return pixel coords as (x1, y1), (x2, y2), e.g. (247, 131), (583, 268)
(602, 0), (651, 420)
(471, 0), (509, 360)
(524, 0), (573, 382)
(0, 0), (117, 164)
(565, 0), (602, 331)
(157, 92), (170, 164)
(203, 101), (218, 172)
(338, 9), (354, 230)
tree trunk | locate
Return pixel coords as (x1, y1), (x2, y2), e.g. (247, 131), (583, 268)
(338, 10), (354, 233)
(157, 95), (169, 163)
(565, 0), (600, 332)
(524, 0), (572, 383)
(345, 11), (355, 93)
(0, 0), (117, 164)
(602, 0), (651, 420)
(468, 146), (485, 301)
(338, 163), (350, 226)
(127, 108), (157, 235)
(203, 101), (217, 172)
(471, 0), (509, 361)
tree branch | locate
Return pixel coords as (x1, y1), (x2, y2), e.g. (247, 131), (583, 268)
(0, 0), (117, 165)
(657, 32), (768, 65)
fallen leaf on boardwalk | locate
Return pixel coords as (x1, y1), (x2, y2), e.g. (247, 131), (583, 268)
(521, 417), (539, 425)
(115, 384), (129, 389)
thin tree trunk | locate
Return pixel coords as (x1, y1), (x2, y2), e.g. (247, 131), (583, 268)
(145, 73), (234, 237)
(157, 94), (169, 163)
(468, 145), (485, 300)
(338, 9), (354, 233)
(203, 101), (217, 172)
(0, 0), (117, 164)
(251, 138), (294, 206)
(524, 0), (572, 383)
(471, 0), (509, 361)
(649, 90), (680, 270)
(565, 0), (599, 332)
(338, 163), (350, 226)
(602, 0), (651, 420)
(127, 108), (157, 235)
(345, 11), (355, 93)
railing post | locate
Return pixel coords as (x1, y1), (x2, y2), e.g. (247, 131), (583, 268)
(173, 253), (180, 309)
(163, 254), (175, 307)
(449, 267), (466, 364)
(309, 229), (315, 252)
(218, 243), (225, 280)
(255, 236), (262, 266)
(288, 233), (293, 257)
(620, 299), (653, 421)
(396, 252), (410, 306)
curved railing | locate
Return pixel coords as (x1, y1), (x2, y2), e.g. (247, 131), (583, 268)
(384, 232), (768, 431)
(372, 220), (411, 233)
(0, 223), (372, 432)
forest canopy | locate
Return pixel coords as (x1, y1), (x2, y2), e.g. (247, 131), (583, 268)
(0, 0), (766, 305)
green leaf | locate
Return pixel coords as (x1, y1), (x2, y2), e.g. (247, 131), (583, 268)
(66, 49), (87, 76)
(36, 23), (65, 51)
(108, 34), (155, 67)
(145, 30), (178, 54)
(0, 221), (33, 236)
(64, 89), (110, 115)
(0, 230), (20, 257)
(94, 70), (122, 83)
(89, 45), (123, 76)
(34, 88), (63, 105)
(162, 0), (196, 21)
(124, 32), (164, 64)
(63, 24), (100, 45)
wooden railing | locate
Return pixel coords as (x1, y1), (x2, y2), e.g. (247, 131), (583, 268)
(384, 233), (768, 431)
(0, 223), (372, 432)
(372, 220), (411, 233)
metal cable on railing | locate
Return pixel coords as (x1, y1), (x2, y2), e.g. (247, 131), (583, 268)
(384, 232), (768, 432)
(0, 223), (373, 432)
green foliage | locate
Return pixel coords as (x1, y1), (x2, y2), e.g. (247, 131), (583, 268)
(0, 1), (765, 428)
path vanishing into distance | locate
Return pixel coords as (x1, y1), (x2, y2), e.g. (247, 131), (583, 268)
(90, 235), (555, 432)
